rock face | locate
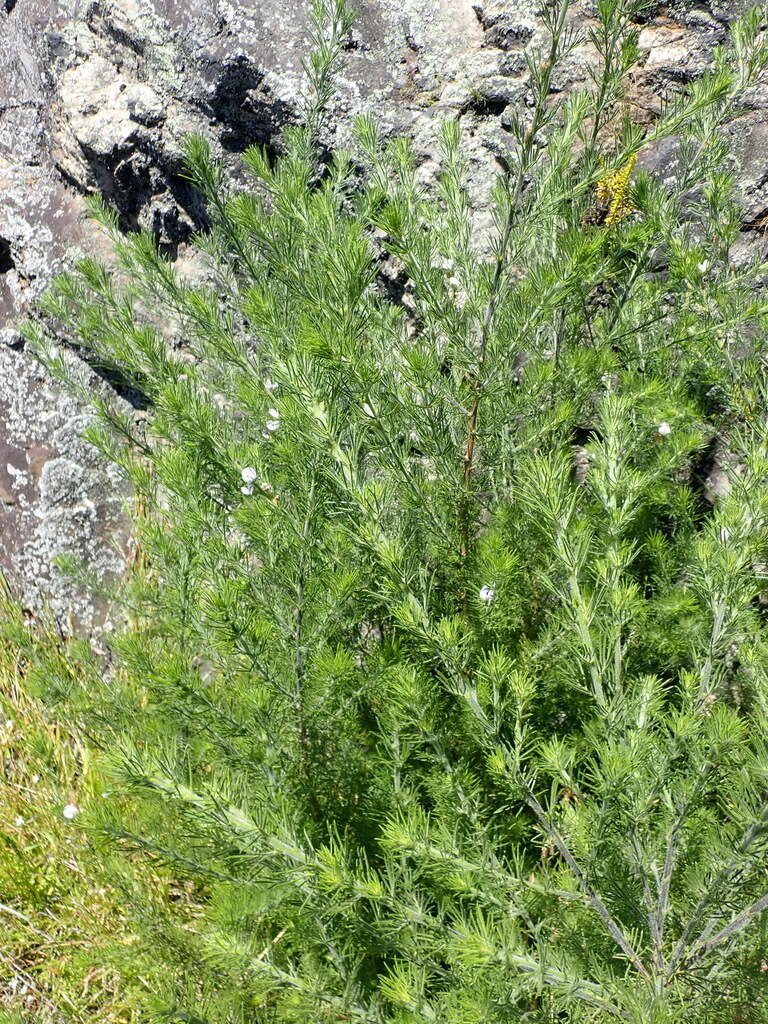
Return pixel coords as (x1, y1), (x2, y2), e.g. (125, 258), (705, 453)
(0, 345), (130, 630)
(1, 0), (767, 628)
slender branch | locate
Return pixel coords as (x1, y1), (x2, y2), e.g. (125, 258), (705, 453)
(460, 0), (570, 559)
(652, 762), (715, 971)
(501, 951), (631, 1020)
(680, 890), (768, 973)
(293, 475), (318, 787)
(107, 829), (251, 885)
(521, 780), (651, 980)
(303, 0), (355, 159)
(629, 831), (662, 960)
(665, 795), (768, 978)
(584, 2), (636, 156)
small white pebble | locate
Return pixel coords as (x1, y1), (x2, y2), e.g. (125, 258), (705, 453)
(14, 815), (24, 827)
(31, 774), (40, 784)
(264, 378), (278, 392)
(268, 408), (280, 420)
(479, 585), (496, 604)
(265, 420), (280, 433)
(62, 803), (79, 820)
(240, 484), (254, 496)
(240, 466), (257, 484)
(259, 482), (273, 493)
(657, 421), (672, 436)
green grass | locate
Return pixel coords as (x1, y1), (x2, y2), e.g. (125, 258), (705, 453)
(0, 589), (202, 1023)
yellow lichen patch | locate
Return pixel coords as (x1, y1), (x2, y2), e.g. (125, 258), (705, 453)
(595, 154), (637, 227)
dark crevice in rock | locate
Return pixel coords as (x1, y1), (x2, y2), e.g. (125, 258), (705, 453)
(152, 176), (211, 257)
(403, 29), (420, 53)
(572, 424), (601, 447)
(462, 95), (508, 117)
(571, 426), (601, 486)
(85, 3), (146, 56)
(634, 2), (665, 23)
(740, 209), (768, 232)
(52, 332), (153, 409)
(376, 259), (409, 308)
(688, 437), (720, 516)
(0, 238), (15, 274)
(4, 0), (17, 14)
(658, 67), (695, 85)
(207, 56), (293, 152)
(478, 12), (534, 51)
(55, 155), (206, 250)
(89, 365), (152, 410)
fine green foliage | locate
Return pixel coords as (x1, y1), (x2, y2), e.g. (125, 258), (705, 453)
(24, 0), (768, 1020)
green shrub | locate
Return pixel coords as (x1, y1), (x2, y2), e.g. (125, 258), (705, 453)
(25, 0), (768, 1020)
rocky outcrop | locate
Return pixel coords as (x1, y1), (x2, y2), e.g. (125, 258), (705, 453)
(1, 0), (767, 628)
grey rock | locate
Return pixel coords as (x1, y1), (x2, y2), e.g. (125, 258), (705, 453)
(0, 345), (130, 631)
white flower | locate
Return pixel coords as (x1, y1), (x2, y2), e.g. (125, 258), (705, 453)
(14, 816), (24, 827)
(265, 420), (280, 433)
(62, 803), (79, 820)
(362, 402), (376, 418)
(241, 466), (257, 484)
(657, 421), (672, 436)
(259, 482), (273, 493)
(479, 585), (496, 604)
(268, 408), (280, 420)
(264, 378), (278, 392)
(241, 484), (254, 496)
(698, 260), (710, 273)
(31, 774), (40, 784)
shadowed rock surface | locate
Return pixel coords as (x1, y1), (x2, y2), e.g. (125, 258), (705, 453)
(1, 0), (767, 628)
